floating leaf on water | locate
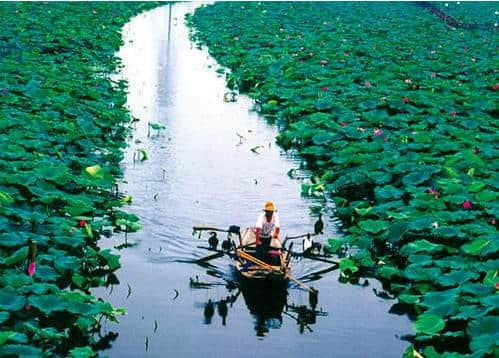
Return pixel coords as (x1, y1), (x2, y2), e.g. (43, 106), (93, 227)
(148, 122), (166, 130)
(339, 258), (358, 275)
(68, 346), (95, 358)
(0, 344), (42, 357)
(0, 312), (9, 325)
(0, 246), (28, 266)
(85, 165), (103, 178)
(402, 240), (444, 255)
(0, 331), (16, 346)
(0, 289), (26, 311)
(0, 191), (14, 205)
(358, 220), (389, 234)
(413, 314), (445, 335)
(461, 239), (491, 256)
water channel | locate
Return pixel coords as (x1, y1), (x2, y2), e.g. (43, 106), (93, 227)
(96, 4), (412, 357)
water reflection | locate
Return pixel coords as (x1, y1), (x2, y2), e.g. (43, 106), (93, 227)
(193, 268), (328, 338)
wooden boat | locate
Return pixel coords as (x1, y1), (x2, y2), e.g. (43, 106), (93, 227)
(235, 227), (291, 285)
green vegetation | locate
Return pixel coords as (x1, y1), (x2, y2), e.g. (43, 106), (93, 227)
(188, 2), (498, 356)
(0, 2), (159, 356)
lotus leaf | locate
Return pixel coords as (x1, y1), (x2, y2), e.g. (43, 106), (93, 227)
(461, 239), (491, 256)
(0, 289), (26, 311)
(0, 344), (42, 357)
(413, 314), (445, 335)
(358, 220), (389, 234)
(339, 258), (358, 275)
(402, 240), (444, 255)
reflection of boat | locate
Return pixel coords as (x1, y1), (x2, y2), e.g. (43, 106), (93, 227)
(235, 227), (291, 285)
(239, 277), (287, 336)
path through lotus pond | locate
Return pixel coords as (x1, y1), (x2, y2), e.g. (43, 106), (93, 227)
(95, 4), (412, 357)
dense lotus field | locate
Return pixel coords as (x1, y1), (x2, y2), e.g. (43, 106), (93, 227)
(0, 2), (159, 356)
(188, 2), (498, 357)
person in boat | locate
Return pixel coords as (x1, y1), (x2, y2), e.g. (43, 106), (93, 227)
(255, 201), (281, 264)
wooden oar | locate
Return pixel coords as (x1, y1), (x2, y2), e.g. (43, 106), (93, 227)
(236, 249), (318, 295)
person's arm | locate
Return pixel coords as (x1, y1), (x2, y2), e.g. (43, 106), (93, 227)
(255, 228), (261, 246)
(273, 213), (280, 239)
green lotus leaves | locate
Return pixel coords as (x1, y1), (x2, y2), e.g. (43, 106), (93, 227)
(0, 312), (9, 325)
(99, 249), (121, 271)
(0, 289), (26, 311)
(375, 185), (404, 201)
(385, 221), (409, 243)
(461, 239), (491, 256)
(312, 131), (334, 145)
(54, 255), (81, 273)
(35, 265), (60, 282)
(0, 344), (42, 357)
(0, 246), (28, 266)
(339, 258), (359, 275)
(402, 240), (444, 255)
(28, 295), (69, 314)
(467, 316), (499, 356)
(85, 165), (103, 178)
(436, 269), (478, 287)
(468, 181), (486, 193)
(69, 346), (95, 358)
(403, 171), (431, 186)
(475, 190), (497, 202)
(0, 233), (29, 248)
(358, 220), (389, 234)
(0, 331), (16, 346)
(413, 314), (445, 335)
(378, 265), (401, 279)
(0, 191), (14, 205)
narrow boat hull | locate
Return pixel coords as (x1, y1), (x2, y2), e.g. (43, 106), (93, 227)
(235, 227), (290, 287)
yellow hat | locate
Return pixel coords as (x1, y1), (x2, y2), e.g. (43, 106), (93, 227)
(263, 201), (276, 212)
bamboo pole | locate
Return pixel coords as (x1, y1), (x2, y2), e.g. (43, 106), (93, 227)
(193, 226), (229, 233)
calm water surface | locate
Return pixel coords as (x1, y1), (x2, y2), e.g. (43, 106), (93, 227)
(96, 4), (412, 357)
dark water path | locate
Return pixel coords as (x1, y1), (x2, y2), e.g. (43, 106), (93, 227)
(96, 4), (411, 357)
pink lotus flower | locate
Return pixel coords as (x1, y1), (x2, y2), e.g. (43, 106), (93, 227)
(473, 147), (479, 154)
(320, 59), (328, 66)
(373, 128), (383, 136)
(431, 72), (437, 78)
(364, 81), (372, 88)
(402, 97), (409, 103)
(27, 262), (36, 277)
(79, 220), (87, 227)
(451, 111), (457, 117)
(427, 188), (438, 195)
(492, 83), (499, 91)
(321, 86), (328, 92)
(463, 200), (472, 210)
(340, 122), (347, 127)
